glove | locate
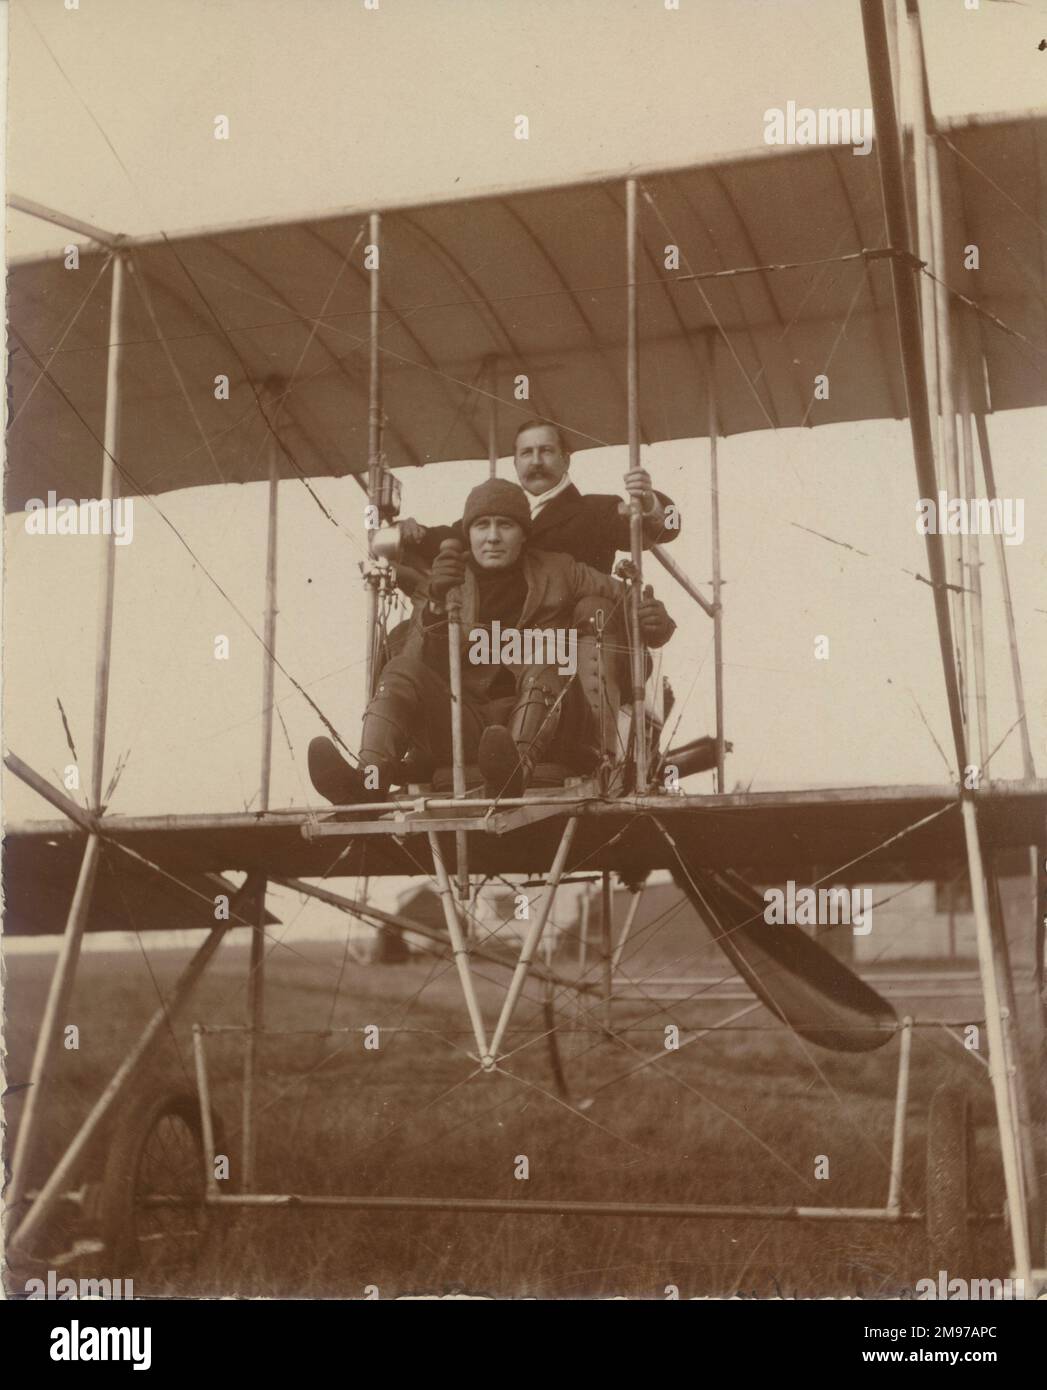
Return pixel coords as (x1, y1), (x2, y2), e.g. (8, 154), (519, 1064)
(638, 585), (675, 648)
(429, 540), (466, 603)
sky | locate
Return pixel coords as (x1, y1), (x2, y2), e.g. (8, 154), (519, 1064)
(3, 0), (1046, 938)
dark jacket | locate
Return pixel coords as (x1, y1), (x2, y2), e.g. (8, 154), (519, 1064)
(412, 548), (623, 703)
(415, 483), (680, 575)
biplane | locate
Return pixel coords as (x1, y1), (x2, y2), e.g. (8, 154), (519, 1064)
(4, 0), (1046, 1294)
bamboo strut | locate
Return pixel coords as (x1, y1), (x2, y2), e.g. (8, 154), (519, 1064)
(199, 1193), (921, 1221)
(957, 344), (989, 772)
(7, 837), (101, 1216)
(487, 817), (579, 1061)
(611, 885), (646, 973)
(625, 179), (647, 792)
(364, 210), (383, 702)
(241, 440), (280, 1193)
(442, 547), (470, 900)
(973, 410), (1037, 782)
(706, 333), (725, 792)
(427, 831), (488, 1062)
(650, 544), (715, 619)
(926, 124), (968, 721)
(274, 876), (579, 991)
(8, 254), (125, 1219)
(601, 869), (613, 1030)
(886, 1016), (913, 1216)
(193, 1026), (221, 1200)
(13, 918), (231, 1254)
(904, 1), (941, 468)
(487, 359), (498, 478)
(862, 0), (1032, 1290)
(960, 802), (1033, 1284)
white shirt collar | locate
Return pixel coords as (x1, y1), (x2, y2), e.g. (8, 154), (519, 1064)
(528, 472), (572, 517)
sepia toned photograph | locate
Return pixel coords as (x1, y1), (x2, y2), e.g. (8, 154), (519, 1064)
(3, 0), (1046, 1337)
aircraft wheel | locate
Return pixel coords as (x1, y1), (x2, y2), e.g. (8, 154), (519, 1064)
(926, 1084), (973, 1275)
(99, 1087), (224, 1275)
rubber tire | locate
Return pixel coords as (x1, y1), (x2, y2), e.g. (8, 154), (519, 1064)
(926, 1084), (973, 1276)
(99, 1087), (223, 1274)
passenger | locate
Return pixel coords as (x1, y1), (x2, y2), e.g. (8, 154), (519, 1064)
(399, 419), (681, 575)
(309, 479), (675, 804)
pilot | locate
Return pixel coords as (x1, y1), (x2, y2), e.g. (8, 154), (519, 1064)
(398, 419), (681, 575)
(309, 478), (675, 804)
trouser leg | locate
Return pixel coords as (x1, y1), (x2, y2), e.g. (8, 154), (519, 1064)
(570, 596), (625, 760)
(363, 655), (485, 774)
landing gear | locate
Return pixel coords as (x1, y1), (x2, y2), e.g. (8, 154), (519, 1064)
(926, 1084), (974, 1275)
(99, 1088), (224, 1276)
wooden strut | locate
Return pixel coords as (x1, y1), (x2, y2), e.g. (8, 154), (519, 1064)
(706, 332), (726, 792)
(12, 917), (234, 1256)
(601, 869), (614, 1030)
(862, 0), (1033, 1291)
(904, 0), (940, 469)
(611, 884), (645, 973)
(487, 358), (499, 478)
(364, 210), (383, 704)
(886, 1015), (914, 1217)
(625, 179), (648, 793)
(956, 333), (988, 773)
(7, 252), (125, 1220)
(195, 1193), (922, 1222)
(650, 544), (715, 619)
(427, 830), (489, 1063)
(925, 87), (968, 723)
(445, 576), (471, 901)
(971, 405), (1037, 782)
(2, 751), (257, 1254)
(241, 435), (280, 1194)
(487, 817), (579, 1062)
(273, 875), (582, 993)
(970, 363), (1043, 1065)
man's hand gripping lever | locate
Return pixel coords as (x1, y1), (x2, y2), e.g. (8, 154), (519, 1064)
(429, 538), (467, 612)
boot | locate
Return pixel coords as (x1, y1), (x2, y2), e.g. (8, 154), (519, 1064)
(503, 669), (563, 794)
(478, 725), (524, 799)
(308, 736), (391, 806)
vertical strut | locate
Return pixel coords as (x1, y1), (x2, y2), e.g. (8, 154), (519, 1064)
(601, 869), (614, 1030)
(91, 252), (125, 810)
(886, 1015), (913, 1216)
(625, 179), (647, 792)
(925, 104), (967, 718)
(861, 0), (1031, 1290)
(957, 337), (988, 772)
(706, 333), (725, 792)
(487, 358), (499, 478)
(611, 885), (645, 973)
(904, 1), (940, 466)
(364, 211), (383, 702)
(428, 831), (488, 1063)
(488, 817), (579, 1061)
(961, 802), (1033, 1284)
(8, 253), (125, 1220)
(242, 441), (280, 1191)
(972, 407), (1037, 783)
(13, 916), (231, 1254)
(445, 577), (470, 899)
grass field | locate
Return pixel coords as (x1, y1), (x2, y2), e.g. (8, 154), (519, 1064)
(4, 932), (1032, 1301)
